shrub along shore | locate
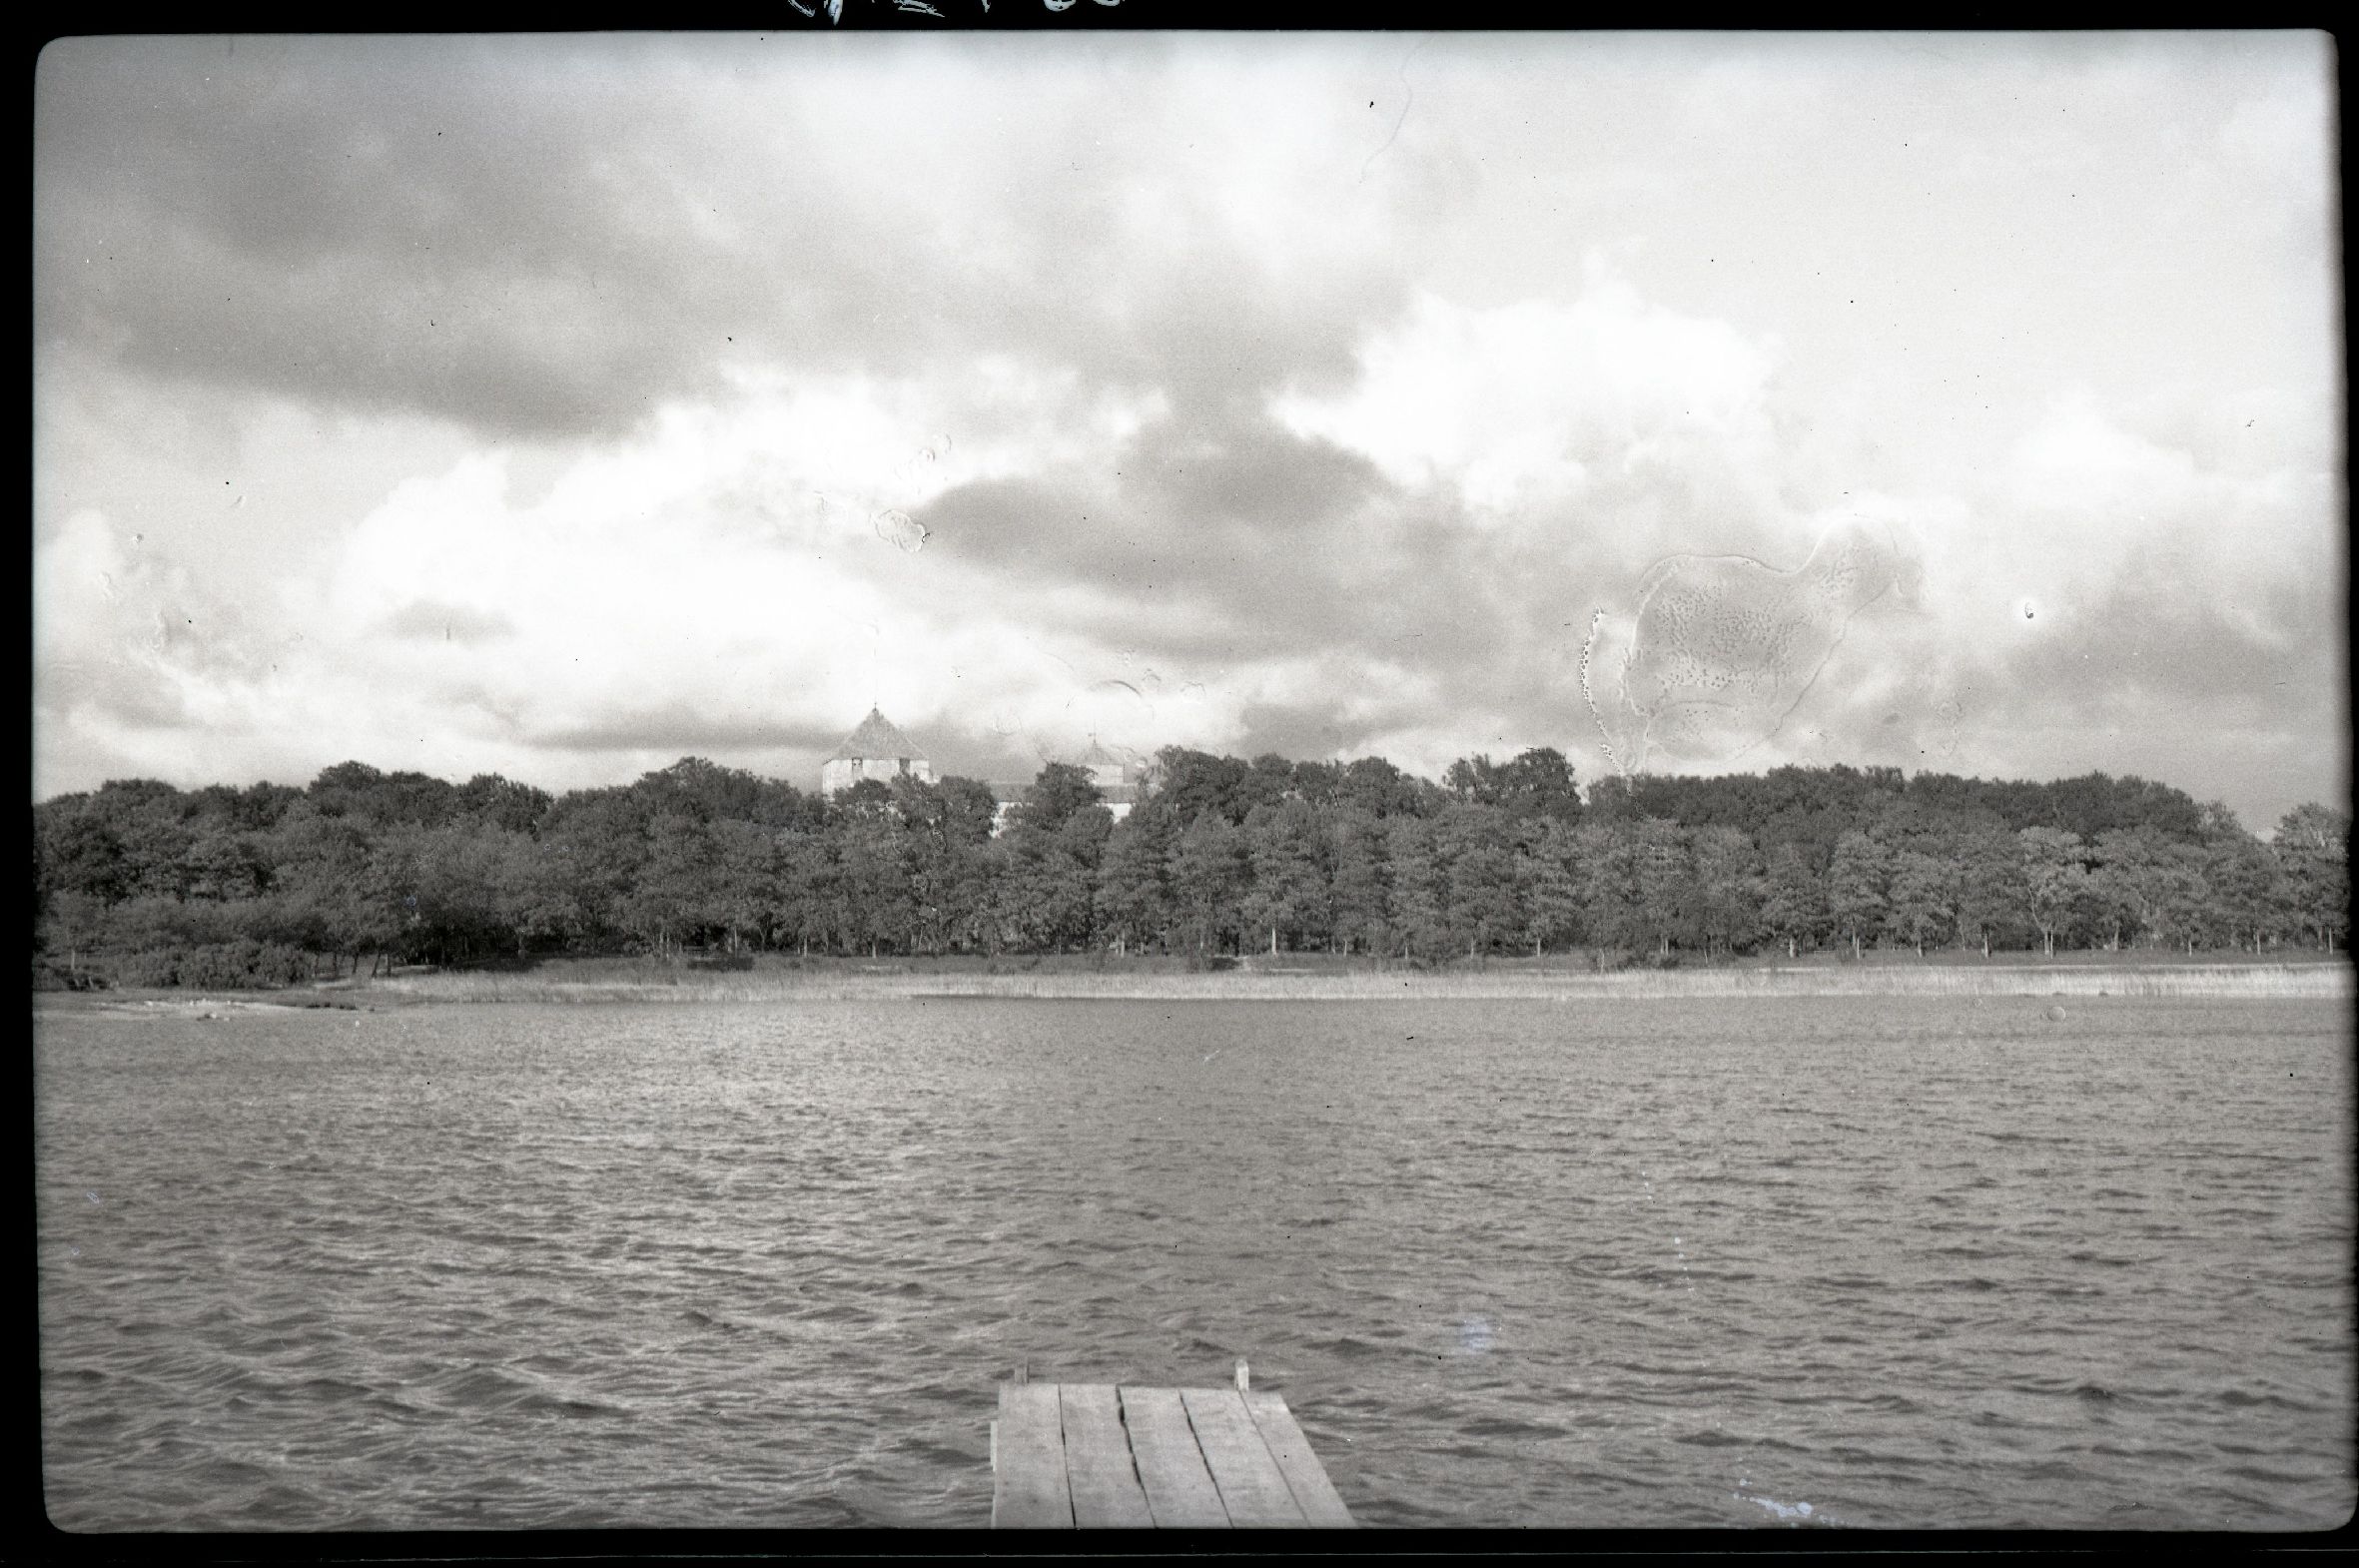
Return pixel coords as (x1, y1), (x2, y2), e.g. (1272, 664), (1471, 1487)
(38, 951), (2354, 1010)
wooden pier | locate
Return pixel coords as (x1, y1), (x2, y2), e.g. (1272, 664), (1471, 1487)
(991, 1360), (1355, 1528)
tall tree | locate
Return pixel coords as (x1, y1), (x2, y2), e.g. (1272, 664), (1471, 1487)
(1334, 756), (1435, 820)
(2087, 827), (2176, 951)
(835, 795), (918, 957)
(710, 819), (781, 954)
(85, 779), (197, 900)
(1241, 799), (1326, 955)
(40, 890), (110, 982)
(36, 809), (131, 906)
(1013, 762), (1106, 836)
(1520, 819), (1583, 956)
(181, 824), (272, 904)
(1629, 818), (1694, 960)
(1826, 831), (1891, 961)
(1573, 820), (1644, 955)
(454, 773), (554, 834)
(2202, 830), (2288, 954)
(631, 813), (720, 958)
(1886, 847), (1956, 957)
(1235, 754), (1298, 819)
(1494, 748), (1584, 824)
(1447, 750), (1583, 824)
(1954, 828), (2026, 958)
(1143, 748), (1253, 830)
(1689, 825), (1764, 959)
(1385, 815), (1453, 960)
(1171, 814), (1248, 958)
(263, 804), (393, 975)
(2153, 845), (2215, 955)
(1759, 842), (1824, 959)
(539, 789), (648, 951)
(2015, 827), (2087, 958)
(1324, 808), (1392, 955)
(771, 833), (839, 957)
(1439, 804), (1522, 957)
(2273, 803), (2351, 952)
(1095, 815), (1173, 956)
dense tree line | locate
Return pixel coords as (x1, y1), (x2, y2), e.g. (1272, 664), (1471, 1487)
(30, 748), (2350, 988)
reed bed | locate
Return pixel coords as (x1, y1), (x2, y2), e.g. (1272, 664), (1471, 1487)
(362, 961), (2353, 1005)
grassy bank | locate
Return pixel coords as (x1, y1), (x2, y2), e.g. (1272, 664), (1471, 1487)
(312, 955), (2354, 1004)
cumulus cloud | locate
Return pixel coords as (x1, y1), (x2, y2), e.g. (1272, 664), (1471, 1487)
(1276, 273), (1785, 519)
(31, 33), (2346, 827)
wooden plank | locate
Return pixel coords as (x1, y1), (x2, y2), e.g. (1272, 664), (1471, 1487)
(1180, 1386), (1307, 1528)
(1058, 1384), (1155, 1528)
(993, 1382), (1074, 1528)
(1242, 1389), (1356, 1527)
(1118, 1385), (1230, 1528)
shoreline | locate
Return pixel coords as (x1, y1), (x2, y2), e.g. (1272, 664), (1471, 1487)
(35, 959), (2354, 1011)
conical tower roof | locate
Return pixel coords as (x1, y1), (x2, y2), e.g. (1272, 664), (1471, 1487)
(1076, 734), (1129, 770)
(831, 706), (925, 762)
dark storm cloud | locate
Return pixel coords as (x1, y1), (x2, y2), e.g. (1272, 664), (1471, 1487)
(529, 704), (843, 756)
(1964, 570), (2343, 736)
(1232, 701), (1381, 762)
(38, 38), (874, 436)
(926, 414), (1382, 576)
(907, 374), (1625, 761)
(1126, 412), (1392, 528)
(925, 407), (1473, 660)
(35, 37), (1410, 441)
(35, 659), (195, 734)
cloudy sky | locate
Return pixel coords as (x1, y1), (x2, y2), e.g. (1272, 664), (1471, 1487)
(33, 31), (2346, 830)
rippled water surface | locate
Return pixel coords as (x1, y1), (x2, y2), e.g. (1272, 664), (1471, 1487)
(36, 994), (2356, 1530)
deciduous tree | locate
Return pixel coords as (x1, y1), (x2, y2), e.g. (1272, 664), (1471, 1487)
(1886, 847), (1956, 957)
(2015, 827), (2087, 959)
(1826, 831), (1890, 961)
(2273, 803), (2350, 952)
(1242, 799), (1326, 955)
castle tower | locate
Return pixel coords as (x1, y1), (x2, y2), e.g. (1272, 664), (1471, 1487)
(1075, 734), (1134, 792)
(1075, 734), (1142, 823)
(820, 707), (934, 795)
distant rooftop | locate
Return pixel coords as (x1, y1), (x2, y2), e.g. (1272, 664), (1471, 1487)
(830, 707), (926, 762)
(1077, 735), (1132, 770)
